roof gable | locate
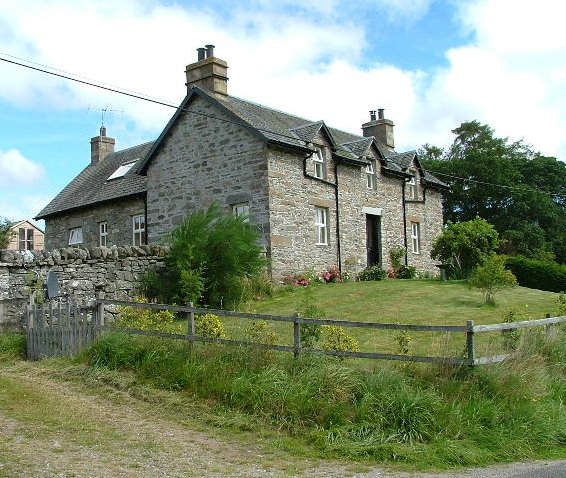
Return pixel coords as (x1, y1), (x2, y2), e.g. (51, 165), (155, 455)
(10, 220), (44, 233)
(290, 121), (338, 150)
(137, 87), (274, 175)
(36, 142), (151, 220)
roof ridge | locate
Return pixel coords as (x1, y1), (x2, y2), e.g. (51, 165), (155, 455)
(108, 140), (155, 156)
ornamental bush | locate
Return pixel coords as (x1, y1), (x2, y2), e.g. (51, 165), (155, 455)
(196, 314), (227, 339)
(116, 298), (175, 331)
(468, 255), (517, 304)
(322, 325), (360, 353)
(357, 265), (387, 281)
(142, 203), (266, 308)
(431, 218), (499, 279)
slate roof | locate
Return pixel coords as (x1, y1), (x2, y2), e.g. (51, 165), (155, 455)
(36, 142), (152, 219)
(38, 87), (447, 219)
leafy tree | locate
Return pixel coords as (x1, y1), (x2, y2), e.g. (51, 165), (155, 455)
(431, 217), (499, 278)
(468, 255), (518, 305)
(143, 203), (266, 308)
(0, 217), (14, 249)
(421, 121), (566, 263)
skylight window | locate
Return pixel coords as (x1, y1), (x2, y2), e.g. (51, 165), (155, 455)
(107, 159), (138, 181)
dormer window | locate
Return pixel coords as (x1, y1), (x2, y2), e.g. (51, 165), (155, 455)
(312, 147), (325, 179)
(408, 174), (418, 200)
(107, 159), (138, 181)
(365, 161), (376, 189)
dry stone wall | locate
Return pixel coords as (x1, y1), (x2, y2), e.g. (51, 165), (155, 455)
(0, 245), (168, 330)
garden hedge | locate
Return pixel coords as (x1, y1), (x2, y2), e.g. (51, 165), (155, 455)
(505, 256), (566, 292)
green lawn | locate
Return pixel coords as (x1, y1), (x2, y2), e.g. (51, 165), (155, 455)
(219, 279), (561, 360)
(148, 279), (561, 362)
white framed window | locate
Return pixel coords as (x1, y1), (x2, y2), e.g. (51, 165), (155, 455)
(132, 215), (146, 246)
(315, 207), (328, 245)
(411, 222), (421, 254)
(232, 202), (250, 222)
(365, 162), (376, 189)
(69, 227), (83, 245)
(18, 228), (34, 250)
(99, 221), (108, 247)
(408, 175), (417, 200)
(313, 147), (324, 179)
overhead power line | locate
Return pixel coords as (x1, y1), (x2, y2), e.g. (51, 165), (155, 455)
(1, 52), (565, 200)
(0, 52), (305, 145)
(426, 170), (566, 198)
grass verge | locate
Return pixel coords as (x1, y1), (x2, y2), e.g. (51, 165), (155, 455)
(81, 322), (566, 469)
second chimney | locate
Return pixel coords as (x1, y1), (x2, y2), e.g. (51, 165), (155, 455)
(90, 126), (115, 165)
(185, 44), (229, 97)
(362, 108), (395, 151)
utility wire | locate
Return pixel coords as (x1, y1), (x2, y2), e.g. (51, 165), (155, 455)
(0, 53), (306, 145)
(426, 170), (566, 199)
(2, 52), (565, 200)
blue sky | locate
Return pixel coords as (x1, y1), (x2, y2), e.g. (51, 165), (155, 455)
(1, 0), (565, 227)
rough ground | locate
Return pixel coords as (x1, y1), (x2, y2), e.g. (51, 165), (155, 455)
(0, 361), (563, 478)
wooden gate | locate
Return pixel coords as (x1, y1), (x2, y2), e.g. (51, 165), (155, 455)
(26, 301), (100, 361)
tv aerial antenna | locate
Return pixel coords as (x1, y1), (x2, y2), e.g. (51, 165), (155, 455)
(88, 105), (124, 129)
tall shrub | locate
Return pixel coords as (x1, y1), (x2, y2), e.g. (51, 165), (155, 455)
(468, 255), (517, 304)
(431, 217), (499, 278)
(143, 204), (266, 308)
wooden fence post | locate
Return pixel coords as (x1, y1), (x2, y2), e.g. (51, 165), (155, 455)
(545, 313), (556, 339)
(188, 302), (195, 346)
(293, 313), (302, 359)
(96, 300), (105, 327)
(466, 320), (476, 366)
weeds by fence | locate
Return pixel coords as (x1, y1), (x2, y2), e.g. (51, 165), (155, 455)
(24, 297), (565, 363)
(94, 299), (566, 367)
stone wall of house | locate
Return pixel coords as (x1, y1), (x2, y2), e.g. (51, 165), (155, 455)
(0, 245), (167, 330)
(266, 138), (444, 279)
(337, 159), (407, 276)
(405, 188), (444, 272)
(267, 145), (339, 277)
(44, 197), (146, 249)
(146, 95), (271, 248)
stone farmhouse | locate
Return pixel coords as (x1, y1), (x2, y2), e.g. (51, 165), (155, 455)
(36, 45), (447, 279)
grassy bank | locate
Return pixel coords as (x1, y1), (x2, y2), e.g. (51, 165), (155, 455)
(2, 279), (565, 471)
(82, 323), (566, 468)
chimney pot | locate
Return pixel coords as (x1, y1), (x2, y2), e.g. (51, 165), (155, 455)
(361, 109), (395, 151)
(100, 125), (107, 137)
(369, 110), (376, 121)
(185, 45), (228, 97)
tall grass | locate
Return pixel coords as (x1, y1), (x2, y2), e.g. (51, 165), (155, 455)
(84, 325), (566, 468)
(0, 332), (26, 360)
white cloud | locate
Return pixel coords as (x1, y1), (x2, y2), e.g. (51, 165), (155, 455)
(0, 149), (45, 186)
(0, 193), (53, 225)
(0, 0), (564, 164)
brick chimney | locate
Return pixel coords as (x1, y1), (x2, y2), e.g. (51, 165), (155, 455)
(90, 126), (115, 165)
(185, 44), (228, 97)
(362, 109), (395, 152)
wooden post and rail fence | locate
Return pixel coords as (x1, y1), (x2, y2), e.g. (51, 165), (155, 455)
(25, 298), (566, 365)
